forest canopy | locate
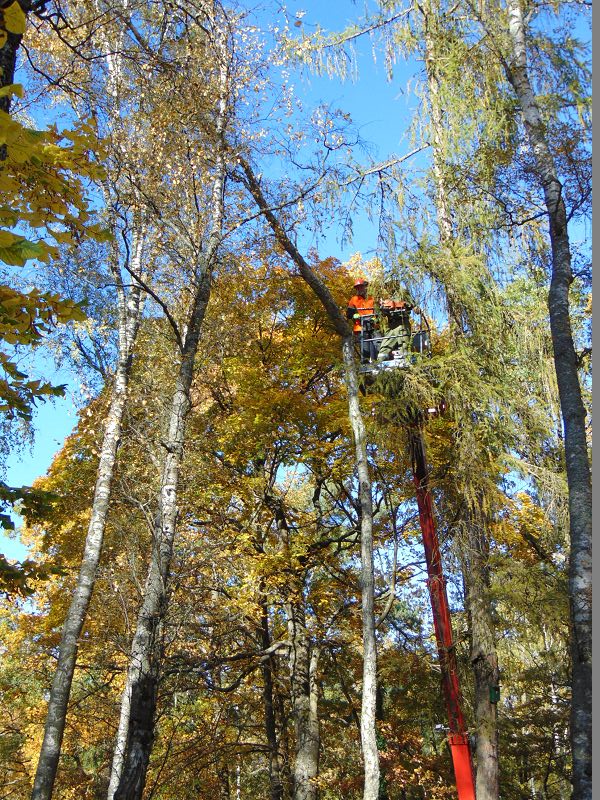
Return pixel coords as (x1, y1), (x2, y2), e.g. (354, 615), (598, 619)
(0, 2), (591, 800)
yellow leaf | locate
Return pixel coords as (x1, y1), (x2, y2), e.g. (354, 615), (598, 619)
(50, 230), (74, 245)
(0, 83), (23, 99)
(0, 230), (18, 247)
(2, 2), (26, 34)
(0, 30), (7, 48)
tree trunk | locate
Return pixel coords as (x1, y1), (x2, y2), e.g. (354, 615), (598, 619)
(31, 229), (145, 800)
(375, 685), (389, 800)
(286, 600), (320, 800)
(276, 675), (293, 799)
(341, 337), (380, 800)
(0, 4), (24, 159)
(110, 274), (212, 800)
(504, 5), (592, 796)
(0, 30), (22, 111)
(107, 665), (133, 800)
(110, 16), (229, 791)
(260, 593), (285, 800)
(267, 498), (320, 800)
(462, 512), (499, 800)
(239, 158), (380, 800)
(217, 764), (231, 799)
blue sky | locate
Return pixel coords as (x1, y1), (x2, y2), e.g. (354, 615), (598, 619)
(2, 366), (79, 560)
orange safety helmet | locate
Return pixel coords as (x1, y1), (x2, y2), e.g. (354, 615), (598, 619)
(354, 278), (369, 287)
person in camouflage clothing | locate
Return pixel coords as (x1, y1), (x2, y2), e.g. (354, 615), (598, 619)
(377, 296), (414, 362)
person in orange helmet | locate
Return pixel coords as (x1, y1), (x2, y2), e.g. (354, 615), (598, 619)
(347, 278), (377, 362)
(346, 278), (374, 330)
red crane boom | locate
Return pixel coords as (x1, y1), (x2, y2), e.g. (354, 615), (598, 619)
(409, 426), (476, 800)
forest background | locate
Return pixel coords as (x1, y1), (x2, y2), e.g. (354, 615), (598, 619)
(0, 1), (592, 800)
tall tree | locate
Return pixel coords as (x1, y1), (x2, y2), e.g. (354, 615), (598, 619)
(503, 8), (592, 795)
(31, 224), (145, 800)
(28, 2), (159, 793)
(0, 0), (118, 602)
(109, 4), (231, 796)
(419, 6), (500, 795)
(238, 159), (380, 800)
(455, 1), (592, 793)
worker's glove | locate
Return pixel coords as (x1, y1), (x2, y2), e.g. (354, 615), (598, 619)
(412, 306), (421, 314)
(353, 313), (360, 320)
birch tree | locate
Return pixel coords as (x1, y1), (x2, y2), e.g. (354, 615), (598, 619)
(107, 4), (232, 796)
(31, 226), (145, 800)
(503, 9), (592, 795)
(27, 2), (159, 794)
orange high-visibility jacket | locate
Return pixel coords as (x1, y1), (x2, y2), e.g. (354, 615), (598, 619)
(347, 295), (375, 332)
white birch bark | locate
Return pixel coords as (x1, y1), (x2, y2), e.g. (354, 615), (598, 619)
(109, 9), (230, 796)
(504, 5), (592, 796)
(111, 216), (218, 800)
(31, 225), (145, 800)
(30, 9), (148, 794)
(106, 669), (133, 800)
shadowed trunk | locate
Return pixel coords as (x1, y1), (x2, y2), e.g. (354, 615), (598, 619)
(0, 29), (21, 110)
(260, 593), (285, 800)
(504, 4), (592, 796)
(462, 511), (499, 800)
(0, 2), (24, 160)
(217, 763), (231, 799)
